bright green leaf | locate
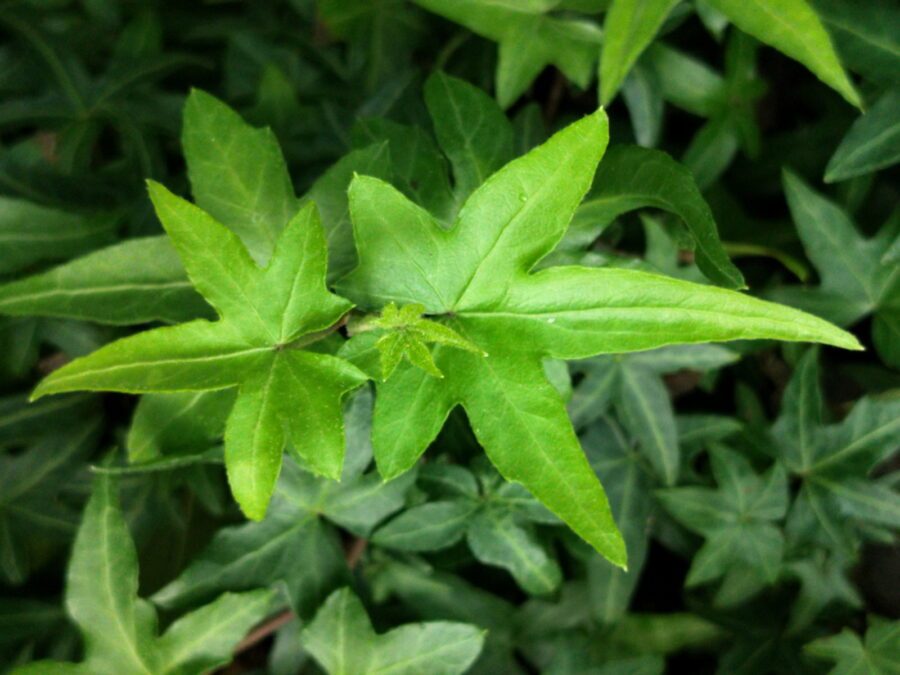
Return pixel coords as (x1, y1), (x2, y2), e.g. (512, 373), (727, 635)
(703, 0), (861, 108)
(32, 185), (366, 520)
(340, 109), (858, 567)
(599, 0), (679, 105)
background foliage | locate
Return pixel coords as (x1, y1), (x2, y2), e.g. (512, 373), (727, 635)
(0, 0), (897, 673)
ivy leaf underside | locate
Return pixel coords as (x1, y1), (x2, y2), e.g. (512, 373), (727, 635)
(32, 187), (367, 521)
(12, 476), (273, 675)
(338, 108), (860, 567)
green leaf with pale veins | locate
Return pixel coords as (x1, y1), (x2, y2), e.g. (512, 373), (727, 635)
(826, 89), (900, 183)
(371, 500), (477, 551)
(302, 587), (485, 675)
(769, 350), (900, 554)
(583, 418), (655, 625)
(703, 0), (861, 108)
(11, 475), (273, 675)
(304, 143), (392, 282)
(126, 390), (235, 463)
(32, 186), (367, 521)
(658, 447), (788, 587)
(571, 145), (745, 287)
(0, 196), (117, 276)
(813, 0), (900, 86)
(182, 89), (298, 264)
(0, 237), (207, 325)
(467, 507), (562, 596)
(806, 616), (900, 675)
(0, 397), (102, 585)
(768, 170), (900, 367)
(412, 0), (601, 108)
(424, 71), (514, 208)
(338, 109), (858, 567)
(153, 458), (413, 618)
(599, 0), (679, 105)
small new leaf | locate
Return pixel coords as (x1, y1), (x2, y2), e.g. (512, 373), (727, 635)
(367, 302), (485, 380)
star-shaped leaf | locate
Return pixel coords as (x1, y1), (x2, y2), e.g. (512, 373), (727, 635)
(371, 461), (562, 595)
(569, 344), (740, 486)
(806, 617), (900, 675)
(154, 449), (415, 619)
(657, 446), (789, 587)
(12, 475), (274, 675)
(359, 302), (485, 380)
(338, 108), (859, 566)
(771, 349), (900, 554)
(768, 171), (900, 367)
(31, 185), (367, 520)
(412, 0), (601, 108)
(302, 587), (485, 675)
(0, 393), (101, 585)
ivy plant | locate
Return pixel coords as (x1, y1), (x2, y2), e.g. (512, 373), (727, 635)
(12, 476), (273, 675)
(2, 2), (897, 673)
(24, 82), (861, 567)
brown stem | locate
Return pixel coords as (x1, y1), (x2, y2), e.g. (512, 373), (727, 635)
(227, 535), (368, 662)
(233, 610), (295, 654)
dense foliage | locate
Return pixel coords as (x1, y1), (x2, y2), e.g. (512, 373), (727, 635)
(0, 1), (897, 673)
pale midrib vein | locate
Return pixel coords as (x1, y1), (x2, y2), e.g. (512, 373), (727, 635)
(0, 395), (86, 427)
(0, 281), (193, 306)
(470, 348), (620, 549)
(744, 0), (831, 74)
(47, 346), (269, 387)
(0, 227), (109, 244)
(822, 15), (900, 58)
(161, 600), (263, 671)
(382, 508), (473, 543)
(811, 476), (896, 518)
(452, 147), (578, 309)
(812, 417), (900, 472)
(186, 514), (313, 597)
(132, 392), (207, 459)
(335, 594), (349, 675)
(834, 122), (900, 169)
(490, 512), (555, 590)
(804, 484), (845, 550)
(370, 633), (480, 674)
(623, 368), (674, 482)
(248, 367), (278, 502)
(795, 198), (875, 302)
(97, 504), (154, 675)
(460, 305), (828, 334)
(6, 420), (97, 502)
